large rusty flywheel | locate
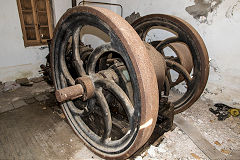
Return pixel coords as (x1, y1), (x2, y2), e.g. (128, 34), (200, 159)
(132, 14), (209, 114)
(51, 6), (209, 159)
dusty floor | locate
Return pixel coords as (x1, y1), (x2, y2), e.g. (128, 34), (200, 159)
(0, 80), (101, 160)
(137, 98), (240, 160)
(0, 102), (95, 159)
(0, 102), (101, 160)
(0, 81), (239, 160)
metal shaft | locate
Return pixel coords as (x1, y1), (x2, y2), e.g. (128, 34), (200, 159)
(55, 84), (84, 102)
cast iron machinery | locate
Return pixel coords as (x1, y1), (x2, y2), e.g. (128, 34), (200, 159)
(51, 6), (209, 159)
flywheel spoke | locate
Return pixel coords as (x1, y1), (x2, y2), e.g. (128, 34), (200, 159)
(156, 37), (180, 51)
(59, 32), (75, 86)
(87, 43), (117, 75)
(95, 87), (112, 141)
(94, 78), (135, 142)
(139, 27), (152, 41)
(166, 68), (173, 86)
(165, 56), (180, 62)
(164, 77), (170, 96)
(165, 59), (192, 85)
(95, 78), (134, 121)
(72, 27), (86, 77)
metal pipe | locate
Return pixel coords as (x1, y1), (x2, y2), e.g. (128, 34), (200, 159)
(78, 1), (123, 17)
(72, 0), (76, 7)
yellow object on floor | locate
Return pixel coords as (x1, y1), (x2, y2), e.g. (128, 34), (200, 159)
(229, 109), (240, 117)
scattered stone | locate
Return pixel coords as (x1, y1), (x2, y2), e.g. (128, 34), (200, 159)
(214, 141), (221, 146)
(15, 78), (33, 86)
(12, 99), (27, 109)
(3, 81), (20, 92)
(221, 149), (231, 155)
(0, 103), (14, 113)
(22, 82), (34, 86)
(45, 87), (55, 93)
(24, 97), (36, 104)
(58, 113), (65, 119)
(0, 83), (4, 92)
(12, 97), (21, 101)
(35, 94), (49, 102)
(135, 156), (143, 160)
(16, 78), (29, 85)
(140, 151), (148, 157)
(42, 106), (47, 110)
(30, 77), (44, 83)
(190, 153), (201, 160)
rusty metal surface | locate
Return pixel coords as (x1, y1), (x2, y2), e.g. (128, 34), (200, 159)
(144, 42), (166, 92)
(75, 76), (95, 101)
(168, 42), (193, 86)
(51, 6), (159, 160)
(55, 84), (84, 102)
(132, 14), (209, 114)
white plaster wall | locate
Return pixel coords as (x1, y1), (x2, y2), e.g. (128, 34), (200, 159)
(52, 0), (72, 24)
(0, 0), (72, 82)
(117, 0), (240, 108)
(0, 0), (48, 82)
(76, 0), (120, 48)
(76, 0), (120, 14)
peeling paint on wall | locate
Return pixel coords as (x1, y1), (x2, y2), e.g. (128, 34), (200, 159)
(185, 0), (223, 23)
(225, 0), (240, 20)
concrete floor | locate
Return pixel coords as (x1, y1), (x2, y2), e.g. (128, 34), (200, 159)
(0, 81), (239, 160)
(0, 102), (101, 160)
(0, 81), (101, 160)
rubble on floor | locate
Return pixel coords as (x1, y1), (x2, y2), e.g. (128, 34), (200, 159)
(0, 77), (54, 114)
(16, 78), (33, 86)
(134, 98), (240, 160)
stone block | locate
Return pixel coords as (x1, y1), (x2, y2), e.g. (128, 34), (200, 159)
(35, 94), (49, 102)
(0, 102), (14, 113)
(12, 100), (27, 109)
